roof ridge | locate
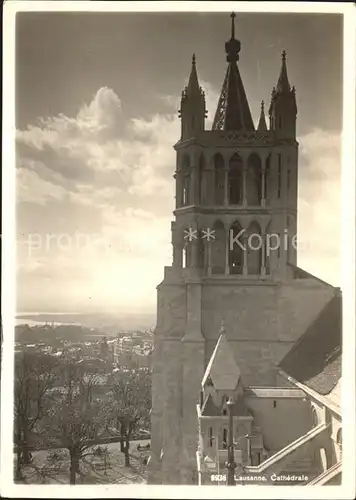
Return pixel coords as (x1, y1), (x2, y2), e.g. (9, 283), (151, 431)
(202, 332), (241, 391)
(278, 294), (342, 395)
(279, 294), (341, 362)
(288, 263), (339, 289)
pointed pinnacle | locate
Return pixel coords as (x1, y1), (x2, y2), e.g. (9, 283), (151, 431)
(257, 100), (267, 131)
(186, 54), (200, 95)
(276, 49), (291, 93)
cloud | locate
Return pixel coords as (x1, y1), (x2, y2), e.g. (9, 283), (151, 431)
(16, 87), (180, 203)
(77, 87), (123, 134)
(200, 80), (221, 128)
(297, 128), (341, 285)
(16, 167), (68, 206)
(16, 86), (178, 311)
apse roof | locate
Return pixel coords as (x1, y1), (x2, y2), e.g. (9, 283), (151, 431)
(201, 393), (251, 417)
(202, 333), (241, 391)
(278, 293), (342, 395)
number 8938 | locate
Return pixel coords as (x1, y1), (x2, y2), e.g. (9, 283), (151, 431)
(211, 474), (226, 482)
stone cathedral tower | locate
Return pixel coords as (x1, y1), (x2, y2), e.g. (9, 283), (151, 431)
(150, 14), (338, 485)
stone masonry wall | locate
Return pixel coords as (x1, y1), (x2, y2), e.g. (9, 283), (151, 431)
(150, 274), (336, 483)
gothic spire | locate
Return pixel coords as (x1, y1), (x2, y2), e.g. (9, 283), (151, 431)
(269, 50), (297, 138)
(186, 53), (201, 96)
(179, 54), (206, 140)
(276, 50), (291, 93)
(212, 13), (255, 132)
(257, 100), (267, 131)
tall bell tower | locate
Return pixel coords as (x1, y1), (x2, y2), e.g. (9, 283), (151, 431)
(150, 13), (334, 485)
(172, 12), (299, 283)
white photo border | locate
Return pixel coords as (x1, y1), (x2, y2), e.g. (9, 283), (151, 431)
(2, 1), (355, 499)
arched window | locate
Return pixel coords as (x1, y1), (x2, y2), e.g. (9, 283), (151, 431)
(221, 395), (228, 415)
(265, 154), (271, 203)
(277, 232), (281, 260)
(222, 428), (228, 449)
(286, 215), (293, 262)
(265, 222), (271, 275)
(198, 155), (205, 205)
(287, 168), (291, 193)
(319, 447), (328, 472)
(311, 406), (318, 428)
(229, 221), (244, 275)
(336, 428), (342, 459)
(247, 154), (262, 205)
(182, 230), (191, 268)
(246, 222), (262, 275)
(214, 154), (225, 206)
(208, 427), (213, 448)
(197, 229), (205, 269)
(228, 153), (243, 205)
(277, 154), (282, 198)
(182, 246), (187, 268)
(211, 221), (226, 275)
(182, 155), (190, 206)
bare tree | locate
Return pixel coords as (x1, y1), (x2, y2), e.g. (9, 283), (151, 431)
(14, 352), (58, 480)
(45, 362), (109, 484)
(110, 368), (151, 467)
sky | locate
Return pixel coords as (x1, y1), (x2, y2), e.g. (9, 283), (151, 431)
(15, 11), (343, 314)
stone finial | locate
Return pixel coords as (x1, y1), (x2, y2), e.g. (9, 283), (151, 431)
(230, 12), (236, 39)
(219, 318), (226, 335)
(225, 12), (241, 63)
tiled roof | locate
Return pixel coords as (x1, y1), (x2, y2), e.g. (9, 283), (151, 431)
(201, 394), (251, 417)
(325, 379), (341, 407)
(201, 394), (220, 416)
(202, 333), (241, 391)
(212, 61), (255, 132)
(278, 293), (342, 395)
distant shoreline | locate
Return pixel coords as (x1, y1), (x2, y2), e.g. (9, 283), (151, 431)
(15, 312), (156, 332)
(16, 313), (83, 317)
(16, 314), (81, 323)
